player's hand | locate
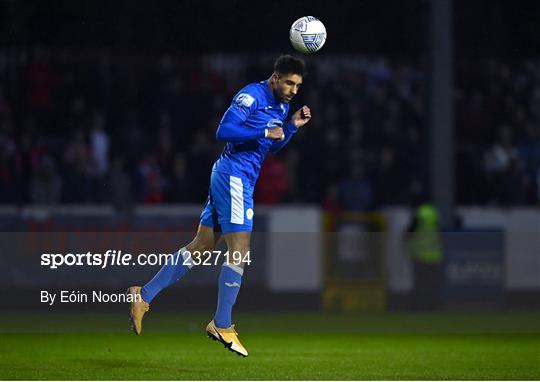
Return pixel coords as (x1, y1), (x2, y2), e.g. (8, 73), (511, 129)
(266, 127), (285, 141)
(291, 105), (311, 128)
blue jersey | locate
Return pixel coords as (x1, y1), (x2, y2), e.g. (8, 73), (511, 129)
(212, 80), (298, 185)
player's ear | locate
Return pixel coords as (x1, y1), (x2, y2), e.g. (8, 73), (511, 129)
(270, 72), (280, 84)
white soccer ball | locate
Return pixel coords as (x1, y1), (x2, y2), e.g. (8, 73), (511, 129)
(289, 16), (327, 54)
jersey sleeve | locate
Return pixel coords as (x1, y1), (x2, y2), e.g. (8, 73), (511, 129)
(215, 86), (265, 143)
(228, 89), (259, 120)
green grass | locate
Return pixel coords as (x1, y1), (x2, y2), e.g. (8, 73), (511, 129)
(0, 312), (538, 380)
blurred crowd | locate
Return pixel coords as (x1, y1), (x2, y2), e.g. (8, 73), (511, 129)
(0, 48), (538, 209)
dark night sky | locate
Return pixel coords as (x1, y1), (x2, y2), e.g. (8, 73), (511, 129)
(1, 0), (539, 57)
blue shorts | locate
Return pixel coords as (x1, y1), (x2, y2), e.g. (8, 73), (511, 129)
(200, 171), (255, 233)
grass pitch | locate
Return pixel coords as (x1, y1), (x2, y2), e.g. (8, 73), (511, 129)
(0, 311), (538, 380)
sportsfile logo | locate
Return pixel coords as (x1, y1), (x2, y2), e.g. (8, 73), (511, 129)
(40, 250), (252, 269)
(41, 250), (142, 269)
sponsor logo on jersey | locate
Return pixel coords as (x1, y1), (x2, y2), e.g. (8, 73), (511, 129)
(267, 119), (283, 128)
(235, 93), (255, 107)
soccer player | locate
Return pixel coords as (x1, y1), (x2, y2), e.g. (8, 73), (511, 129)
(127, 55), (311, 357)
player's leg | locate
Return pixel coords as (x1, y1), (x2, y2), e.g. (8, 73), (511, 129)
(206, 231), (251, 357)
(214, 231), (250, 327)
(140, 223), (216, 303)
(204, 172), (253, 356)
(128, 184), (220, 335)
(128, 224), (217, 335)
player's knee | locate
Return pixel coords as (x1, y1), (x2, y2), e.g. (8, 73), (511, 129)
(199, 241), (214, 252)
(228, 244), (250, 255)
(190, 237), (214, 253)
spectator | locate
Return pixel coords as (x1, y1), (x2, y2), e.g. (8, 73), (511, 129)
(30, 155), (62, 205)
(0, 49), (536, 207)
(137, 154), (165, 204)
(89, 111), (110, 177)
(256, 156), (290, 205)
(107, 156), (133, 211)
(166, 154), (190, 203)
(322, 183), (342, 214)
(339, 164), (374, 211)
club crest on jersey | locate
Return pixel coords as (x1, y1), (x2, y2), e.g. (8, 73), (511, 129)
(235, 93), (255, 107)
(267, 119), (283, 128)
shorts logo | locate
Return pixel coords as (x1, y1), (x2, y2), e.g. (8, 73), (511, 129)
(246, 208), (254, 220)
(235, 93), (255, 107)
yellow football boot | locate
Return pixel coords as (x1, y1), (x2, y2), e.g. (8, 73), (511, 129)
(206, 319), (248, 357)
(126, 286), (149, 335)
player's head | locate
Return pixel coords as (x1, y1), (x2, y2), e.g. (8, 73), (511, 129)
(269, 55), (306, 103)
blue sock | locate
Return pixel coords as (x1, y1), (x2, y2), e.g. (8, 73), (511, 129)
(214, 264), (243, 328)
(140, 247), (193, 303)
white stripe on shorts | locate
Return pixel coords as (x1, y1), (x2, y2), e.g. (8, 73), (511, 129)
(229, 175), (244, 224)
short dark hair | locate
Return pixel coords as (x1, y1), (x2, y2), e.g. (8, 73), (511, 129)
(274, 55), (306, 77)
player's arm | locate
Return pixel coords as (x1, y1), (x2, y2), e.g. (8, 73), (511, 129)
(270, 105), (311, 153)
(216, 90), (268, 143)
(215, 109), (266, 142)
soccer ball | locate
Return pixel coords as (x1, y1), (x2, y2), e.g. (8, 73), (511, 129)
(289, 16), (327, 54)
